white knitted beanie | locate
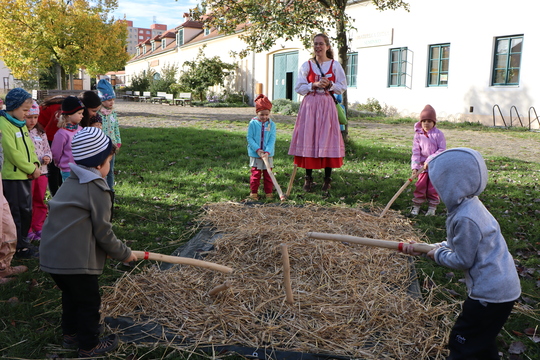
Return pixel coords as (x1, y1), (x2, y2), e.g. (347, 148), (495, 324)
(71, 127), (113, 167)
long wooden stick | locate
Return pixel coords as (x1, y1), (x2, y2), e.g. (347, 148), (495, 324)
(306, 232), (436, 254)
(280, 244), (294, 304)
(285, 164), (297, 198)
(261, 154), (286, 201)
(132, 251), (233, 273)
(379, 171), (421, 218)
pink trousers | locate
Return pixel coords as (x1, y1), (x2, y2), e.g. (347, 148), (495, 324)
(250, 168), (273, 194)
(0, 177), (17, 271)
(413, 172), (440, 206)
(30, 175), (48, 232)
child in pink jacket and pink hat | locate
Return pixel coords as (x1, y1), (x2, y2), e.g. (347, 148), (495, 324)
(410, 104), (446, 216)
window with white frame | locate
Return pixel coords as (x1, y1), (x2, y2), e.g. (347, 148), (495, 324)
(428, 44), (450, 87)
(151, 41), (155, 52)
(492, 35), (523, 86)
(162, 39), (166, 49)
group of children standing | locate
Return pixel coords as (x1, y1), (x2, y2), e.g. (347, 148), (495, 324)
(0, 81), (125, 357)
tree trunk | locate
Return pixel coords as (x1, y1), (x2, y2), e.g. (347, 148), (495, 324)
(335, 5), (349, 139)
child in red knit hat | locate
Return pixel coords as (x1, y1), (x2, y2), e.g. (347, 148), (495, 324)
(246, 94), (276, 200)
(410, 104), (446, 216)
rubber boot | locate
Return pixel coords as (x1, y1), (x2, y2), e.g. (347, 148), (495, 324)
(322, 177), (332, 191)
(303, 176), (313, 192)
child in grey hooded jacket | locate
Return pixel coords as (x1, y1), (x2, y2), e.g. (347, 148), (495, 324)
(402, 147), (520, 359)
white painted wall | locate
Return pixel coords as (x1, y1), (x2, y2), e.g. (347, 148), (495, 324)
(347, 0), (539, 125)
(124, 0), (538, 127)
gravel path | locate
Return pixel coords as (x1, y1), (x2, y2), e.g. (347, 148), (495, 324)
(115, 100), (540, 163)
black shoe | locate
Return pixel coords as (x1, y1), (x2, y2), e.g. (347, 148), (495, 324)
(63, 324), (104, 349)
(78, 334), (119, 358)
(15, 246), (39, 259)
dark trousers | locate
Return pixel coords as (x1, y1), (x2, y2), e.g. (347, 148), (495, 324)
(47, 140), (63, 196)
(50, 273), (101, 351)
(2, 179), (32, 249)
(447, 297), (515, 360)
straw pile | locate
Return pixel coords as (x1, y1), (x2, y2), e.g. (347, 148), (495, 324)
(103, 203), (456, 359)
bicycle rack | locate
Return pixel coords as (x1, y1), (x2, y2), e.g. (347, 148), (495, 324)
(509, 105), (523, 127)
(492, 104), (507, 127)
(528, 107), (539, 130)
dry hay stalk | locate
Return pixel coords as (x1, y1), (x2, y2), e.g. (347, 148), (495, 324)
(103, 203), (457, 359)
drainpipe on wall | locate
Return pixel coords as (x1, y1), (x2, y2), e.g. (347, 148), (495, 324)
(251, 50), (255, 106)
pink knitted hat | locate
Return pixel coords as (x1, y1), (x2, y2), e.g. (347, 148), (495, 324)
(420, 104), (437, 123)
(28, 100), (40, 116)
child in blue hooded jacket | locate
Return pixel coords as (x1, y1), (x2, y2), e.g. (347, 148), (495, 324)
(402, 147), (521, 359)
(247, 94), (276, 200)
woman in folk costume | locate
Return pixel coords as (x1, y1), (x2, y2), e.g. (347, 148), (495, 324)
(288, 33), (347, 192)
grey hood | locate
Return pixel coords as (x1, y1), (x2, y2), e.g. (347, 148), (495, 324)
(429, 148), (488, 213)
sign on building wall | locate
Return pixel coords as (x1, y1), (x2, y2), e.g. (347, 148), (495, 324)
(150, 60), (159, 67)
(355, 29), (393, 48)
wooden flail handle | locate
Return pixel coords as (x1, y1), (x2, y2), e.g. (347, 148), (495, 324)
(379, 171), (422, 218)
(306, 232), (436, 254)
(132, 251), (233, 274)
(261, 154), (286, 201)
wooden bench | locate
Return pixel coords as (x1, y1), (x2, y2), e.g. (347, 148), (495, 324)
(139, 91), (151, 102)
(122, 90), (132, 100)
(174, 92), (192, 106)
(152, 91), (167, 104)
(130, 91), (140, 101)
(164, 93), (174, 105)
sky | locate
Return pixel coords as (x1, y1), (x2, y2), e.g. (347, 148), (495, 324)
(114, 0), (199, 31)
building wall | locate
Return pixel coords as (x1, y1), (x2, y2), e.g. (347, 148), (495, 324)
(346, 0), (538, 125)
(124, 0), (539, 127)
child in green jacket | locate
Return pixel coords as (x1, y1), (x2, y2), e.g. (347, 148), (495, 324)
(0, 88), (41, 259)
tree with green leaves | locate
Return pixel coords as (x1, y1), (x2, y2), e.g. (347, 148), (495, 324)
(0, 0), (130, 88)
(178, 47), (236, 101)
(190, 0), (409, 112)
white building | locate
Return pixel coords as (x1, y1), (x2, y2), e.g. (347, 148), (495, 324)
(124, 0), (539, 127)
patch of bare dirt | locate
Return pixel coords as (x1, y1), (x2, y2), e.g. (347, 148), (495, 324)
(115, 100), (539, 163)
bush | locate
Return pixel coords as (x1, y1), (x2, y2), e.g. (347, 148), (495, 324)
(272, 98), (300, 115)
(351, 98), (385, 116)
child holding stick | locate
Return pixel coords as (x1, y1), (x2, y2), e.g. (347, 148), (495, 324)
(247, 94), (276, 200)
(410, 104), (446, 216)
(40, 127), (137, 358)
(401, 147), (521, 359)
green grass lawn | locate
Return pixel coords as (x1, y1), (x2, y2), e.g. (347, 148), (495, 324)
(1, 118), (539, 359)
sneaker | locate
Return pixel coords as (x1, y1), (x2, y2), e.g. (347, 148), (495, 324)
(78, 334), (119, 358)
(410, 205), (421, 216)
(64, 325), (105, 349)
(265, 193), (273, 200)
(62, 333), (78, 349)
(0, 265), (28, 277)
(34, 230), (42, 241)
(14, 246), (39, 259)
(426, 207), (436, 216)
(27, 232), (37, 241)
(249, 193), (259, 200)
